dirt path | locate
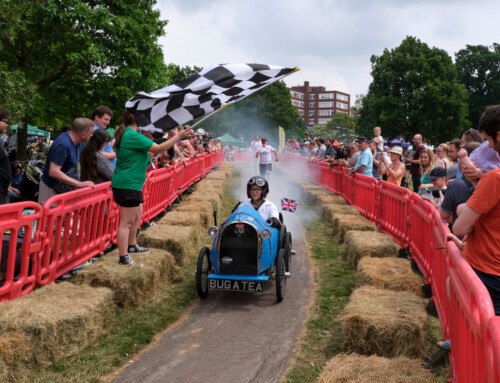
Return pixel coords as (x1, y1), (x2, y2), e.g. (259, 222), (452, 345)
(111, 211), (312, 383)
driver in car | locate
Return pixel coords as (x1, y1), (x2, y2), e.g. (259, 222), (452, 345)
(237, 176), (281, 227)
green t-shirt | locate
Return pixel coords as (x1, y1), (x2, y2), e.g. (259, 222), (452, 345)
(111, 127), (153, 191)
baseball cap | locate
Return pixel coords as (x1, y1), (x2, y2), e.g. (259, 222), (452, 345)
(429, 167), (447, 180)
(333, 140), (340, 147)
(355, 136), (369, 143)
(447, 164), (458, 180)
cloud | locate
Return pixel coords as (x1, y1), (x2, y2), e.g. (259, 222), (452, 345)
(156, 0), (500, 100)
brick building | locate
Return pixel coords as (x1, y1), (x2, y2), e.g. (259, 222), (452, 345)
(289, 81), (350, 127)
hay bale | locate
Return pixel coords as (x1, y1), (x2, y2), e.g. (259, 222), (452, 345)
(0, 283), (113, 366)
(158, 211), (203, 231)
(187, 192), (221, 211)
(316, 194), (348, 207)
(318, 353), (432, 383)
(322, 204), (359, 223)
(196, 179), (225, 194)
(138, 225), (198, 265)
(174, 201), (214, 228)
(205, 172), (227, 182)
(333, 214), (377, 243)
(304, 187), (331, 204)
(71, 249), (174, 308)
(341, 286), (426, 358)
(357, 257), (422, 296)
(0, 332), (30, 381)
(344, 231), (400, 267)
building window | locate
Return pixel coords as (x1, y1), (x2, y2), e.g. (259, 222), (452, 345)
(309, 110), (315, 116)
(319, 93), (335, 100)
(309, 94), (316, 100)
(309, 102), (315, 108)
(318, 118), (332, 125)
(318, 102), (334, 108)
(336, 102), (348, 109)
(292, 100), (304, 108)
(318, 110), (334, 116)
(291, 91), (304, 99)
(336, 94), (349, 102)
(309, 118), (315, 124)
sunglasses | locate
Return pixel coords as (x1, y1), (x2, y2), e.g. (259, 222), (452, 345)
(249, 178), (266, 187)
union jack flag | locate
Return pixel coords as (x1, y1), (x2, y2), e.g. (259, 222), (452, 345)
(281, 198), (298, 213)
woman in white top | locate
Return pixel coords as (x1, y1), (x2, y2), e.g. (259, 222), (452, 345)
(238, 176), (280, 225)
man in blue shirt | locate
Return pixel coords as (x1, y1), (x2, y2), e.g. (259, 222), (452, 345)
(349, 136), (373, 177)
(92, 105), (116, 168)
(39, 118), (95, 205)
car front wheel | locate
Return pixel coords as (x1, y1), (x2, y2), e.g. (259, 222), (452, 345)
(196, 247), (211, 299)
(276, 249), (286, 302)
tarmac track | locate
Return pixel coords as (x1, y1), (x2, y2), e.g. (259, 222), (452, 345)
(111, 167), (313, 383)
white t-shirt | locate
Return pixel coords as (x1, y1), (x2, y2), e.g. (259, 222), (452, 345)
(250, 140), (262, 153)
(258, 145), (275, 164)
(239, 199), (279, 221)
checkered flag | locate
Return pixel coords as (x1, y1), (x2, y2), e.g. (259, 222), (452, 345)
(125, 63), (298, 132)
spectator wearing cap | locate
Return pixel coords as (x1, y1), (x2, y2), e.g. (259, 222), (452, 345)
(405, 134), (426, 191)
(440, 142), (481, 227)
(453, 104), (500, 316)
(348, 137), (373, 177)
(379, 146), (406, 186)
(420, 167), (447, 209)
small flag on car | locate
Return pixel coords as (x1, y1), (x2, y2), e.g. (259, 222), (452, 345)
(281, 198), (298, 213)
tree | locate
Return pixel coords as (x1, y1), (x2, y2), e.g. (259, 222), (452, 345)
(197, 81), (300, 145)
(0, 0), (169, 159)
(166, 64), (203, 85)
(325, 113), (357, 142)
(357, 36), (469, 145)
(455, 44), (500, 128)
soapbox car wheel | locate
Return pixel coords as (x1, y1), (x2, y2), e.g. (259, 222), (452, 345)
(276, 249), (286, 302)
(284, 232), (292, 273)
(196, 247), (211, 299)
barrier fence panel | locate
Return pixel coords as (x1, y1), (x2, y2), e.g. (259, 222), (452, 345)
(37, 184), (115, 286)
(376, 181), (411, 248)
(331, 166), (344, 195)
(486, 317), (500, 383)
(140, 166), (175, 226)
(447, 242), (496, 383)
(352, 174), (378, 222)
(342, 173), (355, 205)
(407, 193), (434, 284)
(430, 210), (452, 338)
(0, 202), (43, 302)
(317, 162), (331, 191)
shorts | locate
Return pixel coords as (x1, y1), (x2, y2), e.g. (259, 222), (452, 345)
(259, 163), (272, 176)
(112, 188), (143, 208)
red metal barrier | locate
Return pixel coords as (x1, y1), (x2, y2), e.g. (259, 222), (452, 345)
(140, 166), (175, 225)
(331, 166), (344, 195)
(447, 242), (497, 383)
(407, 193), (434, 284)
(317, 162), (331, 191)
(233, 152), (253, 162)
(37, 183), (116, 285)
(430, 211), (452, 339)
(342, 172), (355, 205)
(487, 317), (500, 383)
(0, 202), (43, 302)
(376, 180), (411, 248)
(352, 174), (378, 222)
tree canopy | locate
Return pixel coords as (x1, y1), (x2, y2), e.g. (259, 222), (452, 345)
(0, 0), (169, 158)
(455, 43), (500, 128)
(357, 36), (469, 145)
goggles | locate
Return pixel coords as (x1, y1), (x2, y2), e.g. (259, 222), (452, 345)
(249, 178), (266, 187)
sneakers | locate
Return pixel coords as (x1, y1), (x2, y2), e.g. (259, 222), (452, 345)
(118, 255), (135, 265)
(128, 244), (150, 254)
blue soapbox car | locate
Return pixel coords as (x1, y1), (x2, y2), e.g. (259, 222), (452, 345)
(196, 205), (294, 302)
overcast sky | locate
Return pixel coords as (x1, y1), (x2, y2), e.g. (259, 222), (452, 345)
(156, 0), (499, 100)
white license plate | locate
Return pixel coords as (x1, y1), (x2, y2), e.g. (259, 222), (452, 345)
(209, 279), (264, 292)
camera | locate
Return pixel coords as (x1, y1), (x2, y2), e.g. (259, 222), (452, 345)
(430, 188), (446, 198)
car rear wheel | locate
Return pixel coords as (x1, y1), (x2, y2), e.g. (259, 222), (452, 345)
(284, 232), (292, 273)
(276, 249), (286, 302)
(196, 247), (211, 299)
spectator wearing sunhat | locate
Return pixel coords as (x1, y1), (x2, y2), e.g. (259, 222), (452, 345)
(379, 145), (406, 186)
(348, 137), (373, 177)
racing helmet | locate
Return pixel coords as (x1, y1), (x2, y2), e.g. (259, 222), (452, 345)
(196, 128), (206, 136)
(247, 176), (269, 199)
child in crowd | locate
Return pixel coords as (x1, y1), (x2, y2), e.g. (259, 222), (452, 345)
(373, 126), (384, 151)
